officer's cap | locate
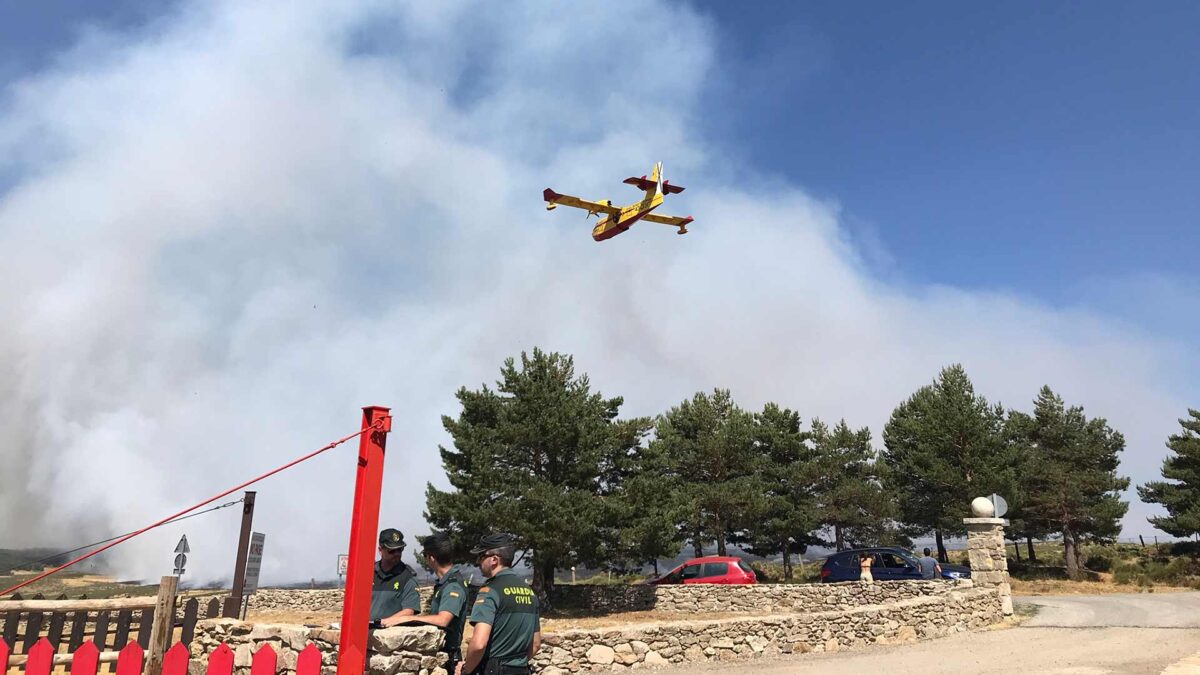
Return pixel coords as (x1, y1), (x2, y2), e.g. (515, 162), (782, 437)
(379, 528), (406, 550)
(469, 532), (516, 555)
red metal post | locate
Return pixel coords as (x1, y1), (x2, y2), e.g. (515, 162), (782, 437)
(336, 406), (391, 675)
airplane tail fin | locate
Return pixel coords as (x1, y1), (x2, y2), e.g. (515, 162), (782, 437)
(622, 161), (684, 194)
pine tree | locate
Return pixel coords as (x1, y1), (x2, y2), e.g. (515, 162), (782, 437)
(1138, 409), (1200, 538)
(881, 365), (1015, 561)
(1019, 387), (1130, 580)
(424, 348), (651, 598)
(1004, 410), (1052, 563)
(734, 403), (821, 580)
(810, 419), (895, 550)
(653, 389), (758, 556)
(607, 440), (686, 575)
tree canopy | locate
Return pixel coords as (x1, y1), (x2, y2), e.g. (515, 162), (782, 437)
(1015, 387), (1130, 579)
(810, 419), (897, 551)
(880, 364), (1016, 560)
(1138, 409), (1200, 538)
(423, 348), (651, 596)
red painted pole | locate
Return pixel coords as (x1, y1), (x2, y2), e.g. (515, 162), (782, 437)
(336, 406), (391, 675)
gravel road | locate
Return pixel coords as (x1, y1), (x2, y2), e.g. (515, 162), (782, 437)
(655, 592), (1200, 674)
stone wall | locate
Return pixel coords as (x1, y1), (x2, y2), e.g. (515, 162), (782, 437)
(247, 590), (345, 614)
(551, 579), (970, 614)
(247, 588), (434, 615)
(190, 619), (446, 675)
(200, 584), (1005, 675)
(534, 586), (1003, 673)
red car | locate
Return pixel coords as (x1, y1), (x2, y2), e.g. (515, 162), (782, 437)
(651, 556), (757, 585)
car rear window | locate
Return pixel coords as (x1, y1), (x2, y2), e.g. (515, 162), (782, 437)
(702, 562), (728, 577)
(737, 561), (754, 574)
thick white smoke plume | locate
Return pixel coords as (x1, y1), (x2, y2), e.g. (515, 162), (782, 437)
(0, 0), (1192, 585)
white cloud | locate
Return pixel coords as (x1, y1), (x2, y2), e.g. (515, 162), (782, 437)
(0, 0), (1193, 585)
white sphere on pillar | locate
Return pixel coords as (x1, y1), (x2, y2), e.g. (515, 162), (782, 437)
(970, 497), (995, 517)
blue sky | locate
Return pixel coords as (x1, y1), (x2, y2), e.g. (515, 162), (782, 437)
(1, 1), (1196, 579)
(693, 1), (1200, 301)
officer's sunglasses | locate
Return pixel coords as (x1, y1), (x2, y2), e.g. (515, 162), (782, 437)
(475, 551), (498, 565)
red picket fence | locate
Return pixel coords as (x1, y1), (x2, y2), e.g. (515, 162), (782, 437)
(2, 638), (324, 675)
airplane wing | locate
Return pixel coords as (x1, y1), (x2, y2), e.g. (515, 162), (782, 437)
(641, 212), (693, 234)
(544, 188), (621, 215)
(641, 213), (693, 226)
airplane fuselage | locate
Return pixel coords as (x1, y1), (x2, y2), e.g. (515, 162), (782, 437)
(591, 192), (664, 241)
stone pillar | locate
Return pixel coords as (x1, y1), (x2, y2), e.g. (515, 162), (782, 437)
(963, 517), (1013, 615)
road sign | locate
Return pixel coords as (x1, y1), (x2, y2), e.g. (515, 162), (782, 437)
(173, 534), (189, 575)
(989, 493), (1009, 518)
(337, 554), (348, 576)
(243, 532), (265, 594)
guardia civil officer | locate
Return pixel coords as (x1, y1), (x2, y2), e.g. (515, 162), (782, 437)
(402, 532), (470, 673)
(458, 533), (540, 675)
(372, 528), (422, 626)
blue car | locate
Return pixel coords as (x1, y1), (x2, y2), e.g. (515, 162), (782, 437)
(819, 547), (971, 582)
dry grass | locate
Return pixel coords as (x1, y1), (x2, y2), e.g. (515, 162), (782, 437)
(245, 610), (341, 626)
(1010, 578), (1192, 596)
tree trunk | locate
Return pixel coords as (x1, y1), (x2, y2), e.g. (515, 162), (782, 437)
(653, 560), (659, 576)
(716, 536), (727, 556)
(935, 530), (948, 563)
(1012, 540), (1022, 563)
(1063, 527), (1081, 581)
(1026, 535), (1037, 562)
(532, 559), (556, 609)
(692, 537), (703, 559)
(835, 525), (844, 551)
(782, 549), (792, 581)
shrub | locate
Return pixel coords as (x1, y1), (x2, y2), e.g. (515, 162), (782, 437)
(1081, 545), (1117, 573)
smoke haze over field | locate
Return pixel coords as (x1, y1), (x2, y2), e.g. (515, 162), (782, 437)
(0, 1), (1195, 585)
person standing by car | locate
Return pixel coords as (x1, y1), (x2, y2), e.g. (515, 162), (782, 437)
(917, 548), (942, 580)
(859, 552), (874, 583)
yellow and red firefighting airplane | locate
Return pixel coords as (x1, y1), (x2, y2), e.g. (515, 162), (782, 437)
(543, 162), (693, 242)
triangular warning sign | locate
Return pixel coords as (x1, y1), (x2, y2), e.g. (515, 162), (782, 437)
(174, 535), (190, 554)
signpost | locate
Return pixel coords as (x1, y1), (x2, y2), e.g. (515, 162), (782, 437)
(989, 493), (1009, 519)
(337, 554), (348, 588)
(236, 528), (265, 619)
(173, 535), (190, 576)
(336, 406), (391, 675)
(224, 491), (257, 618)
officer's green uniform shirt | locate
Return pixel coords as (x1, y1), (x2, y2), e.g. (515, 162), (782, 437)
(428, 564), (469, 655)
(468, 568), (540, 667)
(369, 560), (421, 621)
